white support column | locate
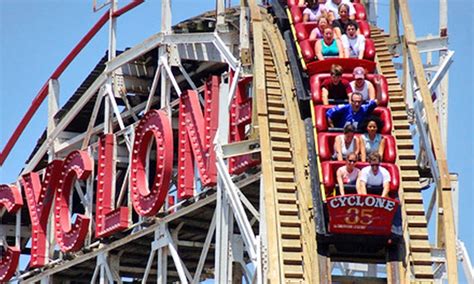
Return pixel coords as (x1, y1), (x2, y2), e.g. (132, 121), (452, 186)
(145, 59), (162, 113)
(192, 211), (217, 283)
(104, 85), (111, 134)
(146, 223), (194, 284)
(153, 224), (169, 284)
(367, 0), (378, 26)
(91, 252), (116, 284)
(450, 174), (459, 232)
(108, 0), (117, 60)
(159, 0), (172, 115)
(216, 0), (227, 32)
(217, 76), (230, 144)
(161, 0), (172, 35)
(437, 0), (449, 151)
(434, 51), (452, 151)
(157, 246), (168, 284)
(159, 55), (171, 112)
(458, 240), (474, 284)
(214, 178), (231, 283)
(239, 3), (251, 66)
(48, 79), (60, 159)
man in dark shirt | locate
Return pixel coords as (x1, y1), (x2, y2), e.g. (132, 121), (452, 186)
(326, 92), (377, 129)
(322, 64), (353, 105)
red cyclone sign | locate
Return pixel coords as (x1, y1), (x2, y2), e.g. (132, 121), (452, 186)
(0, 76), (256, 282)
(327, 194), (399, 235)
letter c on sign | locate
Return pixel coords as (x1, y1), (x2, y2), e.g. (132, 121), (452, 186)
(54, 150), (92, 252)
(329, 198), (340, 208)
(130, 110), (173, 216)
(0, 184), (22, 282)
(347, 196), (356, 206)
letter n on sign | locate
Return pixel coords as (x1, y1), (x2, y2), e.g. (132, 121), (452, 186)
(177, 76), (219, 199)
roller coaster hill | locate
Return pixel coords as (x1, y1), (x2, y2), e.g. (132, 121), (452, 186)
(0, 0), (472, 283)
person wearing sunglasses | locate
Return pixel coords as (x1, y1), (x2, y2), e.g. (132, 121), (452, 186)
(357, 152), (391, 197)
(336, 152), (360, 195)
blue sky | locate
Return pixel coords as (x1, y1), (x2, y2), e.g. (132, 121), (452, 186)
(0, 0), (472, 282)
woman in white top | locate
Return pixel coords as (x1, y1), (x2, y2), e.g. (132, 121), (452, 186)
(336, 152), (360, 195)
(303, 0), (328, 22)
(360, 117), (386, 162)
(350, 67), (376, 103)
(334, 124), (360, 161)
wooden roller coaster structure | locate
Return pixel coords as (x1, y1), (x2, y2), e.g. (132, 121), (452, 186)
(0, 0), (469, 283)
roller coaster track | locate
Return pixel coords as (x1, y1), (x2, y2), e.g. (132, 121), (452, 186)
(252, 11), (320, 283)
(371, 27), (435, 282)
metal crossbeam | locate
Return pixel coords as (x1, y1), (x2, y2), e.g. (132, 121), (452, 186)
(216, 152), (257, 261)
(428, 50), (454, 93)
(18, 194), (217, 283)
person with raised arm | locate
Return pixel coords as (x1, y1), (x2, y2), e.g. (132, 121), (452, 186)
(326, 92), (377, 130)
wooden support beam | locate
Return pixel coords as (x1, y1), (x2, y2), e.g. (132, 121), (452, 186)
(263, 21), (320, 283)
(389, 0), (400, 44)
(248, 2), (283, 281)
(397, 0), (458, 283)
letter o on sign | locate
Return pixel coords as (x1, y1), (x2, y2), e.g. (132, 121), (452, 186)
(130, 110), (173, 216)
(365, 196), (376, 207)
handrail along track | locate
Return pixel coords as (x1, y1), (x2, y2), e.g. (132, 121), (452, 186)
(372, 26), (435, 281)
